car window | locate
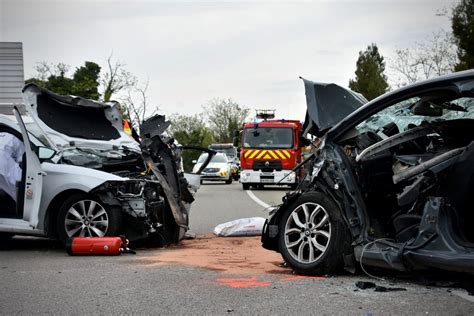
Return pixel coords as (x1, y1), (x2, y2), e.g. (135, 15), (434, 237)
(211, 155), (228, 163)
(356, 96), (474, 134)
(197, 153), (227, 163)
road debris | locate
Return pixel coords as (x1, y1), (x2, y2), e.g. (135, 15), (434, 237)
(213, 217), (266, 237)
(355, 281), (407, 292)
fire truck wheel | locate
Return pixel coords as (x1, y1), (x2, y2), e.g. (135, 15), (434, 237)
(242, 184), (250, 190)
(57, 193), (122, 245)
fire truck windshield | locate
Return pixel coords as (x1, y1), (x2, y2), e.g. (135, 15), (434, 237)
(243, 127), (293, 149)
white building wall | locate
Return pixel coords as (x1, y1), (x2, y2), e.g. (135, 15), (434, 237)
(0, 42), (24, 114)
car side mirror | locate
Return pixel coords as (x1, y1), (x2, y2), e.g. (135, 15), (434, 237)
(233, 136), (239, 147)
(38, 147), (56, 161)
(233, 130), (240, 137)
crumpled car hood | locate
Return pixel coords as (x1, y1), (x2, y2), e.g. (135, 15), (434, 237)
(301, 77), (367, 136)
(22, 83), (140, 151)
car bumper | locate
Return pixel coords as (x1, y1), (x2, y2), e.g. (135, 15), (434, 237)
(239, 170), (296, 184)
(201, 172), (230, 180)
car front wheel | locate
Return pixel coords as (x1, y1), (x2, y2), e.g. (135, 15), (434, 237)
(57, 193), (122, 245)
(278, 192), (350, 275)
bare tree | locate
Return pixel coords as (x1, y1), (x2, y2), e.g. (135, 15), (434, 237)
(204, 98), (249, 143)
(121, 79), (158, 132)
(389, 30), (458, 87)
(101, 53), (137, 102)
(32, 61), (70, 80)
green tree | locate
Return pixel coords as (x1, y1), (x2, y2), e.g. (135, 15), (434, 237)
(26, 61), (102, 100)
(349, 43), (389, 100)
(204, 98), (249, 142)
(72, 61), (101, 99)
(452, 0), (474, 71)
(168, 113), (215, 171)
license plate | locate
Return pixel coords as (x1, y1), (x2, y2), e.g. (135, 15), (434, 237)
(261, 178), (274, 183)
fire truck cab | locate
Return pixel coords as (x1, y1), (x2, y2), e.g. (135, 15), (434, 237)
(237, 110), (302, 190)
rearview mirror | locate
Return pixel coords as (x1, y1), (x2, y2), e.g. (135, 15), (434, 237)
(232, 130), (240, 137)
(412, 101), (443, 117)
(233, 136), (239, 147)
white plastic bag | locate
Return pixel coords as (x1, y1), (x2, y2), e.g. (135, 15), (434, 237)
(213, 217), (266, 237)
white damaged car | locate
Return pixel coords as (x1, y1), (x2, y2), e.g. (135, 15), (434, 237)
(0, 84), (212, 245)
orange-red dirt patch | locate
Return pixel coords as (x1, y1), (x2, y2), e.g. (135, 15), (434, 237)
(141, 234), (291, 275)
(216, 276), (271, 288)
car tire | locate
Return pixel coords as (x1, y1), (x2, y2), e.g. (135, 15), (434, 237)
(225, 177), (233, 184)
(57, 193), (122, 245)
(242, 183), (250, 190)
(278, 191), (351, 275)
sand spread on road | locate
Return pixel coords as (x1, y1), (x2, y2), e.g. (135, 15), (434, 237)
(141, 234), (291, 275)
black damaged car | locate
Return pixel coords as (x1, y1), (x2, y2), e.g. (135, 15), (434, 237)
(262, 70), (474, 275)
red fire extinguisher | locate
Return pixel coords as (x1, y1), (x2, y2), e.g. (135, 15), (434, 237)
(66, 236), (136, 256)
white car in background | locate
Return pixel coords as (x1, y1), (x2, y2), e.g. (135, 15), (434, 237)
(192, 153), (233, 184)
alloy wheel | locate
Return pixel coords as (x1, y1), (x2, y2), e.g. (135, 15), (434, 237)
(284, 202), (331, 264)
(64, 200), (109, 238)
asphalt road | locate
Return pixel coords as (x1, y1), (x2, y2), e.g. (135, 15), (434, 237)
(188, 182), (286, 234)
(1, 183), (473, 314)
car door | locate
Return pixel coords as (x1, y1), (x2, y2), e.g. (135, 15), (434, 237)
(13, 107), (43, 228)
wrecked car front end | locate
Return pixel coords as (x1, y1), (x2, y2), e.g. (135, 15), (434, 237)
(263, 71), (474, 276)
(22, 84), (210, 245)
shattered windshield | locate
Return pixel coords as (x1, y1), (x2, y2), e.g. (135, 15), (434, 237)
(243, 127), (293, 149)
(356, 97), (474, 133)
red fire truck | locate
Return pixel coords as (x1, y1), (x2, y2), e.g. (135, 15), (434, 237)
(236, 110), (303, 190)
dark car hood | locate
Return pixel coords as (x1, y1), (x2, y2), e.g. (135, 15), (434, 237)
(301, 77), (367, 136)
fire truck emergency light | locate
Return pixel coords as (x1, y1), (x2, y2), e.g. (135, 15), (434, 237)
(255, 109), (276, 120)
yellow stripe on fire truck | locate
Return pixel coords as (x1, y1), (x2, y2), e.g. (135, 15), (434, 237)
(243, 149), (291, 160)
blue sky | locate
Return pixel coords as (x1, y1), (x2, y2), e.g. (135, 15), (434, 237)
(1, 0), (456, 120)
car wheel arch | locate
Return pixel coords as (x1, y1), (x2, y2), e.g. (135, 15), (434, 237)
(56, 193), (122, 244)
(44, 189), (89, 237)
